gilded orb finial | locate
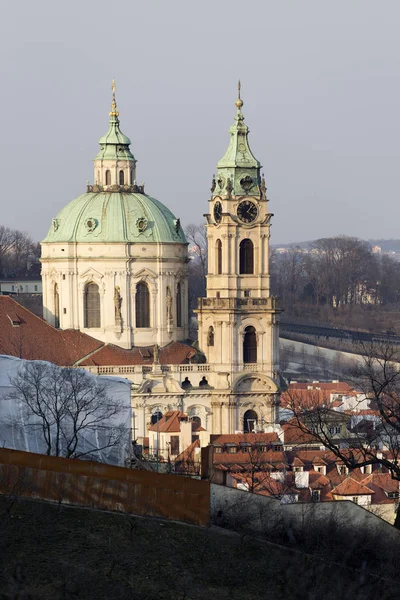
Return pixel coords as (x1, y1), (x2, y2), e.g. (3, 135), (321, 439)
(235, 79), (243, 108)
(109, 79), (119, 117)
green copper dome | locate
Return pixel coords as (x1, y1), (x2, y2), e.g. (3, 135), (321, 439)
(43, 84), (186, 246)
(43, 191), (186, 244)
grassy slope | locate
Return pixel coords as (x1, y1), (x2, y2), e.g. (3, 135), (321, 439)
(0, 497), (399, 600)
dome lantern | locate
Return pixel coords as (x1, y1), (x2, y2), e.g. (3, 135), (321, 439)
(93, 80), (137, 188)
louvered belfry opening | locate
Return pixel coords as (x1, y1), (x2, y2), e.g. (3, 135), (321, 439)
(239, 239), (254, 274)
(84, 283), (100, 328)
(176, 282), (182, 327)
(136, 282), (150, 328)
(243, 325), (257, 363)
(54, 283), (60, 328)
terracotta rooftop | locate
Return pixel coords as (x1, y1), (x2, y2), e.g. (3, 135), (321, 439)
(0, 296), (197, 367)
(148, 411), (188, 433)
(0, 296), (103, 366)
(211, 433), (280, 445)
(331, 477), (375, 497)
(79, 341), (196, 367)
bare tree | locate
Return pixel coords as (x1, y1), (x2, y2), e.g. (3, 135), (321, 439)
(0, 225), (38, 276)
(287, 339), (400, 528)
(8, 362), (129, 460)
(185, 223), (208, 313)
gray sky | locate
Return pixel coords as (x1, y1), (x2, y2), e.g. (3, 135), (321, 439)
(1, 0), (399, 245)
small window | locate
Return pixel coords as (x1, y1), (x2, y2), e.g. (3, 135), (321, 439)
(312, 490), (321, 502)
(105, 170), (111, 185)
(170, 435), (179, 455)
(34, 285), (38, 291)
(352, 497), (359, 504)
(227, 446), (237, 454)
(119, 170), (124, 185)
(11, 285), (14, 292)
(207, 326), (214, 347)
(63, 308), (66, 314)
(335, 426), (341, 434)
(244, 290), (250, 297)
(151, 411), (163, 425)
(63, 274), (66, 280)
(214, 446), (222, 454)
(328, 427), (335, 435)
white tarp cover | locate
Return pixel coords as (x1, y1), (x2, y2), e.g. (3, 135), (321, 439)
(0, 355), (132, 466)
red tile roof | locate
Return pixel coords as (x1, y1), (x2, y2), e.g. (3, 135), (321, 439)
(211, 433), (280, 445)
(0, 297), (197, 367)
(148, 411), (188, 433)
(281, 382), (357, 410)
(0, 296), (103, 366)
(331, 477), (374, 497)
(79, 340), (196, 366)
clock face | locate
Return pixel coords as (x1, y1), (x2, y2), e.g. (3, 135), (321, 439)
(213, 201), (222, 224)
(237, 200), (258, 223)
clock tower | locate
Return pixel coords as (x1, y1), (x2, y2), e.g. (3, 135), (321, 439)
(196, 85), (281, 382)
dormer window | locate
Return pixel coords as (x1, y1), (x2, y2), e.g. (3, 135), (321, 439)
(388, 492), (399, 499)
(213, 445), (222, 454)
(225, 444), (237, 454)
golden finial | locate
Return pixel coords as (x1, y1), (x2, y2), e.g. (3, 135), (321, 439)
(235, 79), (243, 109)
(109, 79), (119, 117)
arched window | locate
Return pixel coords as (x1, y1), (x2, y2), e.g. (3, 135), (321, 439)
(243, 410), (258, 433)
(84, 283), (100, 328)
(239, 239), (254, 274)
(216, 239), (222, 274)
(136, 282), (150, 328)
(151, 410), (163, 425)
(243, 325), (257, 363)
(130, 169), (133, 184)
(191, 416), (201, 429)
(105, 170), (111, 185)
(54, 283), (60, 328)
(119, 170), (124, 185)
(176, 282), (182, 327)
(207, 326), (214, 346)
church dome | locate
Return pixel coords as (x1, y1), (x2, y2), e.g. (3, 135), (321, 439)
(43, 190), (186, 244)
(43, 82), (186, 246)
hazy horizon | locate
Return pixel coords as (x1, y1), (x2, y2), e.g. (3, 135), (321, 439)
(1, 1), (400, 245)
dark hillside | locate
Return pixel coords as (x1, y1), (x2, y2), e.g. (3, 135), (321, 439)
(0, 497), (399, 599)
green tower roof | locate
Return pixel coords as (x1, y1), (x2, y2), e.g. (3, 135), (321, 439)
(212, 83), (263, 199)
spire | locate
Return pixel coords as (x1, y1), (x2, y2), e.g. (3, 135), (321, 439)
(235, 79), (243, 109)
(212, 83), (262, 199)
(94, 80), (135, 162)
(109, 79), (119, 117)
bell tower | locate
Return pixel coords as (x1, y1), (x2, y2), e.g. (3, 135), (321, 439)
(196, 84), (281, 376)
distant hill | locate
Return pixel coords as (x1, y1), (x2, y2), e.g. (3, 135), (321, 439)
(273, 238), (400, 253)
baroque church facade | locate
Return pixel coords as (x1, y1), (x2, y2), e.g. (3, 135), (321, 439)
(41, 84), (281, 441)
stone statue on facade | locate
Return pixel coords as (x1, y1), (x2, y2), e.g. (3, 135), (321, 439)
(114, 286), (122, 323)
(166, 286), (173, 334)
